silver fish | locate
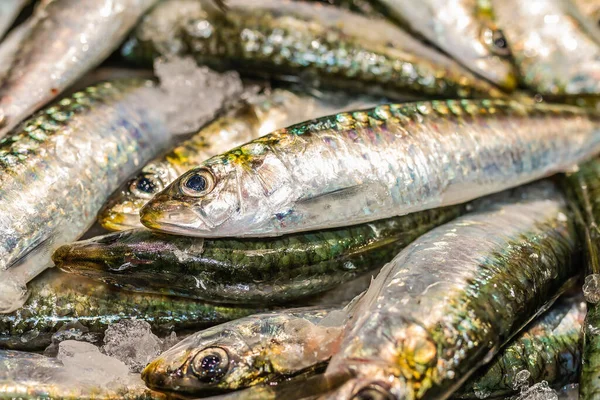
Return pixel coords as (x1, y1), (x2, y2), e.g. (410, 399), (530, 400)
(492, 0), (600, 95)
(141, 99), (600, 238)
(0, 0), (158, 138)
(0, 79), (169, 313)
(0, 0), (28, 40)
(324, 181), (580, 399)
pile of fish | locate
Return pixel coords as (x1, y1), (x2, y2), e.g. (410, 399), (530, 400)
(3, 0), (600, 399)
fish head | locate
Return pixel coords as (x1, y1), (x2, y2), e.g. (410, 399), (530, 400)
(142, 325), (258, 394)
(473, 21), (518, 90)
(99, 161), (176, 231)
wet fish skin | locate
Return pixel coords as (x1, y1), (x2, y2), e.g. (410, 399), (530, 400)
(122, 0), (503, 101)
(141, 99), (600, 238)
(0, 269), (263, 351)
(0, 0), (28, 40)
(492, 0), (600, 95)
(455, 296), (585, 399)
(142, 307), (342, 394)
(0, 0), (159, 137)
(325, 182), (580, 400)
(55, 206), (463, 304)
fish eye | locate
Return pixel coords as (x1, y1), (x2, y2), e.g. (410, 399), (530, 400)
(190, 347), (230, 383)
(180, 168), (215, 197)
(130, 174), (163, 199)
(481, 27), (510, 56)
(352, 383), (394, 400)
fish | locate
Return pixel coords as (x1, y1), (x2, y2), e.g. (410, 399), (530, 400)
(492, 0), (600, 95)
(0, 19), (33, 82)
(455, 296), (585, 399)
(121, 0), (503, 101)
(0, 0), (159, 138)
(0, 0), (28, 40)
(0, 78), (170, 313)
(140, 98), (600, 238)
(324, 181), (580, 400)
(0, 269), (263, 351)
(142, 307), (344, 395)
(361, 0), (518, 90)
(98, 88), (382, 231)
(0, 349), (166, 399)
(54, 205), (463, 304)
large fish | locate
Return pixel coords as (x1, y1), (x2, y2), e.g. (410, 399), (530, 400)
(0, 0), (159, 137)
(0, 79), (169, 313)
(141, 99), (600, 238)
(324, 182), (580, 400)
(122, 0), (503, 100)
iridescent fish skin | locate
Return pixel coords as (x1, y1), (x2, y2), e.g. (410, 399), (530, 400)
(141, 99), (600, 238)
(122, 0), (503, 100)
(456, 296), (585, 399)
(325, 182), (579, 400)
(98, 89), (378, 231)
(0, 0), (159, 137)
(365, 0), (517, 90)
(0, 0), (28, 40)
(492, 0), (600, 95)
(142, 307), (341, 395)
(54, 205), (462, 304)
(0, 79), (169, 305)
(0, 269), (263, 351)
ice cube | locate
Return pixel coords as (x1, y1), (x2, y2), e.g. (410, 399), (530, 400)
(517, 381), (558, 400)
(102, 320), (162, 373)
(583, 274), (600, 303)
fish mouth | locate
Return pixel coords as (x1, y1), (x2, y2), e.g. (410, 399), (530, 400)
(140, 197), (213, 237)
(98, 200), (145, 231)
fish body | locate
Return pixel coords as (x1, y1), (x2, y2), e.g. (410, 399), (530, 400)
(99, 89), (381, 231)
(0, 0), (28, 40)
(142, 307), (342, 394)
(0, 20), (33, 82)
(141, 99), (600, 238)
(0, 0), (158, 137)
(56, 205), (463, 304)
(122, 0), (502, 100)
(325, 182), (580, 400)
(367, 0), (517, 89)
(492, 0), (600, 95)
(0, 79), (169, 312)
(0, 269), (263, 351)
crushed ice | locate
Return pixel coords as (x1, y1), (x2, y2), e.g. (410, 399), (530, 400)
(102, 320), (162, 373)
(583, 274), (600, 303)
(513, 370), (558, 400)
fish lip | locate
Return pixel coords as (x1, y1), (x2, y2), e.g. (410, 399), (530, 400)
(99, 212), (143, 231)
(140, 199), (214, 237)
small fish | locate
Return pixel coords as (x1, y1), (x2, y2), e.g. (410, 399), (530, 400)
(54, 205), (463, 304)
(98, 89), (381, 231)
(122, 0), (503, 100)
(324, 181), (580, 400)
(0, 79), (169, 313)
(141, 99), (600, 238)
(363, 0), (518, 90)
(0, 269), (263, 351)
(0, 0), (159, 137)
(492, 0), (600, 95)
(456, 296), (585, 399)
(142, 307), (343, 395)
(0, 0), (28, 40)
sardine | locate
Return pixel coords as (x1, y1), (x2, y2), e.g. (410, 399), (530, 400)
(141, 99), (600, 238)
(0, 0), (159, 137)
(142, 307), (342, 394)
(492, 0), (600, 95)
(122, 0), (503, 100)
(362, 0), (517, 89)
(99, 89), (381, 231)
(0, 269), (263, 351)
(0, 79), (170, 313)
(324, 181), (580, 400)
(0, 0), (28, 40)
(54, 205), (463, 304)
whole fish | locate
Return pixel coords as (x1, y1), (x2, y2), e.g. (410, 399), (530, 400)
(455, 296), (585, 399)
(122, 0), (503, 100)
(0, 0), (28, 40)
(362, 0), (517, 90)
(55, 205), (463, 304)
(325, 181), (580, 400)
(0, 349), (166, 400)
(141, 99), (600, 238)
(142, 307), (343, 394)
(0, 0), (159, 137)
(0, 79), (169, 313)
(99, 89), (381, 231)
(492, 0), (600, 95)
(0, 269), (262, 351)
